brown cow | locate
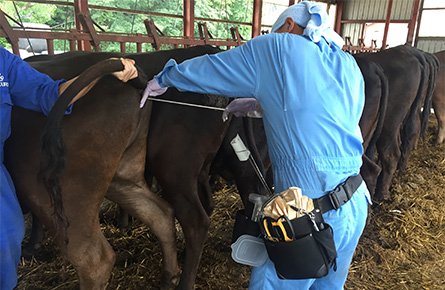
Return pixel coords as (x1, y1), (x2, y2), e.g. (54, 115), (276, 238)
(432, 50), (444, 144)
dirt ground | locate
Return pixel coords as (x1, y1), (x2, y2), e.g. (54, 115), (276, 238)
(16, 115), (444, 290)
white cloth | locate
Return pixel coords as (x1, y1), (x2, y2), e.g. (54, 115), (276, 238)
(271, 1), (344, 48)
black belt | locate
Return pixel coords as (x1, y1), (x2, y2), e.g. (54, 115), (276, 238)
(313, 174), (363, 214)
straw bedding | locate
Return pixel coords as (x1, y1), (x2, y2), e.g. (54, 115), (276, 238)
(16, 115), (444, 290)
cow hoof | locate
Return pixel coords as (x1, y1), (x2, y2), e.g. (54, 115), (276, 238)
(160, 274), (180, 290)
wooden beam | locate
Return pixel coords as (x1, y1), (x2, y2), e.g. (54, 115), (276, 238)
(183, 0), (195, 46)
(252, 0), (262, 38)
(78, 12), (101, 51)
(0, 9), (20, 55)
(381, 0), (393, 50)
(406, 0), (421, 45)
(74, 0), (91, 51)
(414, 0), (425, 47)
(46, 39), (54, 54)
(144, 19), (162, 50)
(231, 27), (242, 46)
(334, 0), (344, 35)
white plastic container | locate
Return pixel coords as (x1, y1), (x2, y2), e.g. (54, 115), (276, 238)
(231, 235), (268, 267)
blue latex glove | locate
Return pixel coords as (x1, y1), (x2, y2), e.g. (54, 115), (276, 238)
(222, 98), (263, 122)
(140, 78), (168, 108)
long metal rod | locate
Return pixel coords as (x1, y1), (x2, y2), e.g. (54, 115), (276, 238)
(248, 157), (274, 196)
(145, 97), (226, 111)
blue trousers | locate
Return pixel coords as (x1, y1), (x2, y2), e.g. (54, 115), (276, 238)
(249, 182), (370, 290)
(0, 165), (25, 290)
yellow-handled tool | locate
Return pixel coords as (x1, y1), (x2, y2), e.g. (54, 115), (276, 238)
(271, 219), (293, 242)
(263, 218), (294, 242)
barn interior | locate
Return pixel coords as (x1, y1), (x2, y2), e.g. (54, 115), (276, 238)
(1, 0), (444, 289)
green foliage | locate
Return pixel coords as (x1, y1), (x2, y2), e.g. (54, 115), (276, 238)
(1, 0), (253, 53)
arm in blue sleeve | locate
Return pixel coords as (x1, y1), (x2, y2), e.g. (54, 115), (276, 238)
(6, 51), (70, 115)
(155, 40), (259, 98)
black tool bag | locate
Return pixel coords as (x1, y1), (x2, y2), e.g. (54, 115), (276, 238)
(260, 208), (337, 280)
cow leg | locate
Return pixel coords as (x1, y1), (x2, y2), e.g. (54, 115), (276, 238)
(161, 181), (211, 290)
(374, 135), (402, 202)
(360, 155), (381, 198)
(22, 213), (44, 259)
(436, 111), (445, 144)
(433, 95), (445, 144)
(198, 166), (216, 216)
(64, 224), (115, 290)
(105, 132), (180, 289)
(106, 181), (180, 289)
(28, 185), (115, 290)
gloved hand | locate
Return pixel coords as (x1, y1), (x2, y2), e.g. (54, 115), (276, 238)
(140, 78), (168, 108)
(222, 98), (263, 122)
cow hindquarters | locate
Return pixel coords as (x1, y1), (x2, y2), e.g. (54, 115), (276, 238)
(105, 109), (180, 289)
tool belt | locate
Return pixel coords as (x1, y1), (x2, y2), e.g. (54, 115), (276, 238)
(231, 174), (363, 280)
(313, 174), (363, 214)
(260, 206), (336, 279)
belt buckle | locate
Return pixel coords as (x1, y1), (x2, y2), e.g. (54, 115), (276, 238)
(328, 190), (341, 210)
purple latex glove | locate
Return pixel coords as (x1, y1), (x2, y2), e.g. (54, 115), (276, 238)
(140, 78), (168, 108)
(222, 98), (263, 122)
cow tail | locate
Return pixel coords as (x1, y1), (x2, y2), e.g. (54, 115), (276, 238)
(365, 63), (389, 160)
(38, 59), (142, 244)
(420, 53), (439, 139)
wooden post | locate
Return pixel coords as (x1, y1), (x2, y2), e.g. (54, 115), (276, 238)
(144, 19), (162, 50)
(252, 0), (262, 38)
(413, 0), (425, 48)
(183, 0), (195, 47)
(136, 33), (142, 52)
(46, 39), (54, 54)
(407, 0), (421, 45)
(0, 9), (20, 55)
(231, 27), (242, 46)
(334, 0), (344, 35)
(74, 0), (91, 51)
(78, 12), (101, 51)
(381, 0), (393, 50)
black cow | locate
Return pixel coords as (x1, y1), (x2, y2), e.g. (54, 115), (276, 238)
(210, 116), (272, 207)
(356, 44), (438, 201)
(352, 55), (389, 197)
(5, 46), (240, 290)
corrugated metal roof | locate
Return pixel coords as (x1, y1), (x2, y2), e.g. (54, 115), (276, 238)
(342, 0), (415, 21)
(416, 37), (445, 53)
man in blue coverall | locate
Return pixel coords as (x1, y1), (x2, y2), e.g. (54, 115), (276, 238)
(0, 46), (138, 290)
(142, 1), (371, 289)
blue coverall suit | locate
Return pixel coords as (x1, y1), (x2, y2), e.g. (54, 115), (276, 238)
(154, 33), (371, 289)
(0, 46), (66, 290)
